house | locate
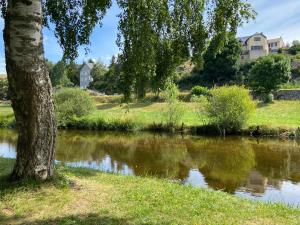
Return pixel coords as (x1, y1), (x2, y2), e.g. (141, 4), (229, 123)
(268, 37), (285, 53)
(80, 62), (94, 89)
(238, 32), (285, 62)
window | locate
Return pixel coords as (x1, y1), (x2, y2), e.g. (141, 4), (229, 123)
(251, 46), (263, 50)
(254, 37), (261, 41)
(269, 42), (278, 48)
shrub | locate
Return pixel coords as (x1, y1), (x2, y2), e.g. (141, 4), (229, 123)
(265, 93), (274, 103)
(204, 86), (255, 133)
(191, 86), (210, 97)
(0, 113), (16, 128)
(54, 88), (96, 127)
(249, 54), (291, 102)
(0, 78), (9, 100)
(162, 82), (185, 127)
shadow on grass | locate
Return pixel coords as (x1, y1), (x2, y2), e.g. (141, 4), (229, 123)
(256, 102), (273, 108)
(58, 166), (100, 178)
(129, 102), (154, 109)
(1, 213), (142, 225)
(0, 171), (72, 199)
(97, 103), (119, 110)
(0, 160), (82, 199)
(0, 163), (102, 196)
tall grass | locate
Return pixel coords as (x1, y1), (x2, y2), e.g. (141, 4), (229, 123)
(59, 115), (139, 132)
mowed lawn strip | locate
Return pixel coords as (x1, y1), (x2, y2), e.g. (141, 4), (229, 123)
(0, 158), (300, 225)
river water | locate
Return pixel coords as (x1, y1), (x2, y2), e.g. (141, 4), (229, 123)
(1, 129), (300, 206)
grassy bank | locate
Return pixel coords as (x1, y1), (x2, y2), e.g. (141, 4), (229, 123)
(1, 100), (300, 134)
(1, 158), (300, 225)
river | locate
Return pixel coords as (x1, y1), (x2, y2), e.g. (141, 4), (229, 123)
(1, 129), (300, 206)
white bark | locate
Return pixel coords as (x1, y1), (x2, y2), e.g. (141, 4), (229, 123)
(4, 0), (56, 180)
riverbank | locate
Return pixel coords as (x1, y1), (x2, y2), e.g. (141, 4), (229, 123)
(1, 101), (300, 137)
(1, 158), (300, 225)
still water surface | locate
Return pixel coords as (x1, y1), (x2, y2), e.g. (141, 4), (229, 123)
(1, 129), (300, 206)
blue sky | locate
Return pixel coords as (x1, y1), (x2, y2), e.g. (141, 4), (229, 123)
(0, 0), (300, 74)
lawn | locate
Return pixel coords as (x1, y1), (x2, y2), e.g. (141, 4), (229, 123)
(1, 158), (300, 225)
(94, 101), (300, 127)
(1, 100), (300, 128)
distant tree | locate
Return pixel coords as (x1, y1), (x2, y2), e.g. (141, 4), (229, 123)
(49, 60), (66, 87)
(45, 59), (55, 72)
(288, 40), (300, 55)
(88, 56), (122, 94)
(117, 0), (255, 101)
(89, 61), (108, 90)
(237, 61), (256, 85)
(249, 55), (291, 101)
(0, 77), (9, 100)
(66, 62), (81, 86)
(152, 40), (185, 94)
(103, 56), (122, 94)
(49, 60), (73, 87)
(203, 35), (242, 86)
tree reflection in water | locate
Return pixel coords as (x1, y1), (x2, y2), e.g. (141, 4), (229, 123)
(1, 129), (300, 201)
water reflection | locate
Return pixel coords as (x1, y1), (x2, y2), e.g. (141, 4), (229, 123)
(0, 129), (300, 206)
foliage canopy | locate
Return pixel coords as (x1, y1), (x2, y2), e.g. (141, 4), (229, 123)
(54, 88), (96, 126)
(204, 86), (255, 132)
(249, 55), (291, 97)
(117, 0), (255, 100)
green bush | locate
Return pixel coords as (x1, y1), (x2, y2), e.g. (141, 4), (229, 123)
(54, 88), (96, 127)
(0, 78), (9, 100)
(204, 86), (255, 133)
(162, 82), (185, 127)
(265, 93), (274, 103)
(249, 54), (291, 102)
(0, 113), (16, 128)
(191, 86), (211, 97)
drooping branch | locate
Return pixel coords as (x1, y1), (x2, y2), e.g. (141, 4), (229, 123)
(43, 0), (112, 61)
(117, 0), (256, 99)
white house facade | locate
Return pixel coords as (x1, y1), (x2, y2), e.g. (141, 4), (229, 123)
(80, 62), (94, 89)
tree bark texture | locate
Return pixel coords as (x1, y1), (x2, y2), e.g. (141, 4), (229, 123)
(4, 0), (56, 180)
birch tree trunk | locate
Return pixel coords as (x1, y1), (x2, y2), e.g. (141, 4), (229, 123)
(4, 0), (56, 181)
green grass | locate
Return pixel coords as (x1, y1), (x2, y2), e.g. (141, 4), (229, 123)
(250, 101), (300, 127)
(1, 100), (300, 130)
(94, 101), (300, 128)
(280, 81), (300, 90)
(0, 158), (300, 225)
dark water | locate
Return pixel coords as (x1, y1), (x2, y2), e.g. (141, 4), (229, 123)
(1, 129), (300, 206)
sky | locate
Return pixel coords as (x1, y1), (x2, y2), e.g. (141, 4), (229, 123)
(0, 0), (299, 74)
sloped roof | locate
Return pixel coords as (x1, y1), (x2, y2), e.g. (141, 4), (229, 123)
(86, 63), (94, 69)
(238, 36), (251, 45)
(267, 37), (283, 43)
(238, 32), (267, 45)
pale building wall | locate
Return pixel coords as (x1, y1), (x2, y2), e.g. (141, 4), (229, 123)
(80, 64), (93, 89)
(268, 37), (285, 53)
(246, 34), (269, 60)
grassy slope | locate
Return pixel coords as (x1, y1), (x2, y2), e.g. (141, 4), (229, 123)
(94, 101), (300, 127)
(1, 100), (300, 128)
(1, 158), (300, 225)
